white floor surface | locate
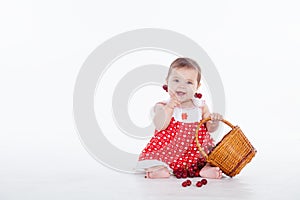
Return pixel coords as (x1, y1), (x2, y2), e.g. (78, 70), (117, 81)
(1, 137), (300, 200)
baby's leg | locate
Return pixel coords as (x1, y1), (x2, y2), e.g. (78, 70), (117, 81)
(199, 163), (223, 179)
(145, 165), (170, 179)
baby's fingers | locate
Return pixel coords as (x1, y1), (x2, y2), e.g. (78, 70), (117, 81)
(170, 98), (180, 108)
(169, 90), (177, 99)
(210, 113), (223, 121)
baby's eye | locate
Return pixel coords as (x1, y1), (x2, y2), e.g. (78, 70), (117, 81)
(187, 81), (193, 85)
(173, 79), (179, 82)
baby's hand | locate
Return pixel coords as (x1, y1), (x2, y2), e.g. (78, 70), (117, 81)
(166, 90), (180, 110)
(210, 113), (223, 122)
(207, 113), (223, 132)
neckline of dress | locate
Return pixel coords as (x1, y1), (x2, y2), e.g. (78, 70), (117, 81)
(175, 105), (197, 110)
(177, 98), (200, 110)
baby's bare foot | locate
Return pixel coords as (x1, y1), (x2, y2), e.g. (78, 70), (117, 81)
(145, 166), (170, 179)
(199, 164), (222, 179)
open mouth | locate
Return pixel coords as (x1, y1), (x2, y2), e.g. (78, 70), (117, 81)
(176, 91), (186, 96)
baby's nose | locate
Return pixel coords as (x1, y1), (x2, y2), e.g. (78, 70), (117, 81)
(178, 84), (186, 89)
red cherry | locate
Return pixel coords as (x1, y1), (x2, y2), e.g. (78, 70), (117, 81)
(196, 181), (203, 187)
(186, 180), (192, 186)
(182, 170), (188, 177)
(201, 179), (208, 185)
(162, 85), (168, 92)
(189, 172), (195, 178)
(194, 93), (202, 99)
(182, 181), (188, 187)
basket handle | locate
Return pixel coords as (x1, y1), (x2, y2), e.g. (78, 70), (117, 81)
(195, 117), (235, 160)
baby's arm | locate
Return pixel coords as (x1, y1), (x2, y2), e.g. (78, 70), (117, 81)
(202, 104), (222, 132)
(153, 91), (180, 130)
(153, 103), (174, 131)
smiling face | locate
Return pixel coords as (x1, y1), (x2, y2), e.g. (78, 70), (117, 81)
(167, 67), (200, 103)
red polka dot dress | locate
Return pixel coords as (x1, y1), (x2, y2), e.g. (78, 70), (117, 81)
(137, 99), (215, 171)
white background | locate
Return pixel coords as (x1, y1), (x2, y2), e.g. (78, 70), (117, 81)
(1, 0), (300, 199)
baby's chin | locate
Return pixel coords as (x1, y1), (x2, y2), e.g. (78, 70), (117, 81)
(176, 96), (192, 104)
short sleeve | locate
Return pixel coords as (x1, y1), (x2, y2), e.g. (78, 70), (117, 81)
(192, 98), (206, 108)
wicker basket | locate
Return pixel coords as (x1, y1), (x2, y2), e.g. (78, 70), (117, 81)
(195, 117), (257, 177)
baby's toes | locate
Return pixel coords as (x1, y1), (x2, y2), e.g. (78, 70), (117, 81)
(217, 169), (223, 179)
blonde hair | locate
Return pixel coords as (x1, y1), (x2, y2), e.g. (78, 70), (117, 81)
(166, 57), (201, 85)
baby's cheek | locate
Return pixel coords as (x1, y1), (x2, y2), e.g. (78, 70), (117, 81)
(167, 82), (176, 89)
(187, 87), (196, 94)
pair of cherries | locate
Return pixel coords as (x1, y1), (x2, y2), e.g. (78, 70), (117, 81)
(181, 178), (207, 187)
